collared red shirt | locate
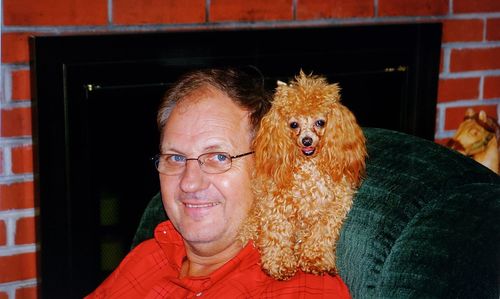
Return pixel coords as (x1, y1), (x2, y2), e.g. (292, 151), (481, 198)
(85, 221), (351, 298)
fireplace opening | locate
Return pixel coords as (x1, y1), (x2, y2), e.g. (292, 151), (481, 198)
(30, 24), (441, 298)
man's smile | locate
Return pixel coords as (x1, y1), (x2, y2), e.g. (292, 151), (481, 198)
(183, 202), (221, 208)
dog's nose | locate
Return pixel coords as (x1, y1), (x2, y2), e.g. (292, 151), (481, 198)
(302, 137), (313, 146)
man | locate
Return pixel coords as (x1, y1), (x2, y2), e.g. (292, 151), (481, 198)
(86, 68), (350, 298)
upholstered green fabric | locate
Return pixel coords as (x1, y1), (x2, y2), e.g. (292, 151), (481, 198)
(336, 128), (499, 298)
(132, 127), (500, 298)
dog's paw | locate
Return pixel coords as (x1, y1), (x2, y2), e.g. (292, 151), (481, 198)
(299, 259), (337, 276)
(261, 244), (298, 280)
(296, 241), (337, 275)
(262, 255), (298, 280)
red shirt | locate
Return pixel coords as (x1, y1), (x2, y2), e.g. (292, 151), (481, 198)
(86, 221), (350, 298)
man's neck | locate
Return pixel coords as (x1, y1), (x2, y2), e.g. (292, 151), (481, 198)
(180, 240), (243, 278)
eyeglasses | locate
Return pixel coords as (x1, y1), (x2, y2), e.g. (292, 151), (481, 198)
(152, 151), (254, 175)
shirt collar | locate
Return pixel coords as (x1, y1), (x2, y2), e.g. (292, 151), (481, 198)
(154, 220), (260, 293)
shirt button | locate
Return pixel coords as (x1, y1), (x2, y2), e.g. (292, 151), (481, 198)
(195, 292), (203, 297)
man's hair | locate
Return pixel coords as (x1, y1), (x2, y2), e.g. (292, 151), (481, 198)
(157, 67), (271, 143)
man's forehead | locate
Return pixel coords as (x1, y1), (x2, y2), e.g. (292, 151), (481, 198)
(161, 93), (253, 153)
(176, 87), (246, 115)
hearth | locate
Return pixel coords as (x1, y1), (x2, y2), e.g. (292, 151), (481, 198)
(30, 23), (441, 298)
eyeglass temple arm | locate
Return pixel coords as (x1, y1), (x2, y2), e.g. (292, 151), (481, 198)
(231, 151), (254, 159)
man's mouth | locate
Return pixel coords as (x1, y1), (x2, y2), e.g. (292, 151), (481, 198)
(301, 147), (316, 156)
(183, 202), (220, 208)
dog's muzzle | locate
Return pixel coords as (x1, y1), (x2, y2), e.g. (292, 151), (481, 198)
(301, 147), (316, 156)
(302, 137), (313, 146)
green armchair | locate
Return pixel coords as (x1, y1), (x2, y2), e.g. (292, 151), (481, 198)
(132, 127), (500, 298)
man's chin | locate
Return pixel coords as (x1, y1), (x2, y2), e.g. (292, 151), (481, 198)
(180, 226), (224, 245)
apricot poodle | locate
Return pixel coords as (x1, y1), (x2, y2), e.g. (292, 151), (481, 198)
(240, 71), (367, 280)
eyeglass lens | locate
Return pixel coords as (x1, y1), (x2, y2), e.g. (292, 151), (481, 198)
(156, 152), (233, 175)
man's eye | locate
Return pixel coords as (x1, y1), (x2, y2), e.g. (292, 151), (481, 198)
(315, 119), (325, 128)
(290, 122), (299, 129)
(169, 155), (185, 163)
(215, 153), (229, 162)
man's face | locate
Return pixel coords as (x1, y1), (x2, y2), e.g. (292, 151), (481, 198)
(160, 86), (254, 250)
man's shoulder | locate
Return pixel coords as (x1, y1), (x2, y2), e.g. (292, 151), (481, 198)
(123, 220), (180, 265)
(130, 237), (161, 255)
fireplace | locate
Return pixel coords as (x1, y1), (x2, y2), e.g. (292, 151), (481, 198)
(30, 23), (441, 298)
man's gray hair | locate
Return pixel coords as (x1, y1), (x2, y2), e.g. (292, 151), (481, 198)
(157, 67), (271, 146)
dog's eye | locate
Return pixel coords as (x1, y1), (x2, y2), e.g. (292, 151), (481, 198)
(315, 120), (326, 128)
(289, 122), (299, 129)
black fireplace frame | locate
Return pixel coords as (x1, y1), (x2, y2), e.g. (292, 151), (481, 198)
(30, 24), (441, 298)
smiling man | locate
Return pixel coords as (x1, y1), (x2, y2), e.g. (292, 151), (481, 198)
(159, 82), (255, 278)
(86, 68), (351, 298)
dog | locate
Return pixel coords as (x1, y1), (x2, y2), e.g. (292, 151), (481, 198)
(239, 71), (367, 280)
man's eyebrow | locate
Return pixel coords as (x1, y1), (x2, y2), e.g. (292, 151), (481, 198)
(160, 145), (225, 155)
(160, 146), (183, 154)
(203, 145), (224, 152)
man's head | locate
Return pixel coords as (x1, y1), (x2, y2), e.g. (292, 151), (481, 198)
(156, 68), (270, 252)
(157, 68), (270, 147)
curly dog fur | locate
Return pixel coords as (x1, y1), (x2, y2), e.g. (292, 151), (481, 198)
(239, 71), (367, 280)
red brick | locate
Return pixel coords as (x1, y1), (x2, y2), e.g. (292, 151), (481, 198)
(16, 286), (37, 299)
(114, 0), (205, 25)
(2, 33), (31, 63)
(0, 220), (6, 246)
(0, 292), (7, 299)
(211, 0), (292, 22)
(486, 18), (500, 41)
(0, 108), (32, 137)
(442, 19), (483, 43)
(0, 253), (37, 283)
(11, 146), (34, 174)
(0, 182), (35, 210)
(379, 0), (448, 16)
(12, 70), (31, 101)
(4, 0), (107, 25)
(484, 76), (500, 99)
(444, 105), (498, 130)
(297, 0), (373, 19)
(15, 217), (36, 245)
(450, 47), (500, 72)
(454, 0), (500, 13)
(437, 78), (480, 102)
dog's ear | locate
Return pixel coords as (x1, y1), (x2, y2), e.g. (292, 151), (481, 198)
(254, 108), (296, 188)
(319, 103), (366, 186)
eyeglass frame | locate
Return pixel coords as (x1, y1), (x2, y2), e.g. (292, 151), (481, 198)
(152, 151), (254, 175)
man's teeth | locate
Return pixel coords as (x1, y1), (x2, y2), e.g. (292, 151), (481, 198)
(184, 202), (220, 208)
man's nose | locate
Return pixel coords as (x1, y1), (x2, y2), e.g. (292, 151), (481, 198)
(179, 160), (209, 193)
(302, 137), (313, 146)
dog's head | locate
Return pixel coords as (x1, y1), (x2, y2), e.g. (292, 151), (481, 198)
(288, 115), (327, 157)
(254, 71), (366, 187)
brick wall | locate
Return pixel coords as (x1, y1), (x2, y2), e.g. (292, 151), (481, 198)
(1, 0), (500, 297)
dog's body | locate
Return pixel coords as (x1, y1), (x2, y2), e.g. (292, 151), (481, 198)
(240, 71), (367, 280)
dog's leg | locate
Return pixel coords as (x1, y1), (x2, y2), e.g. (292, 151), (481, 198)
(297, 187), (354, 275)
(296, 211), (338, 275)
(256, 193), (298, 280)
